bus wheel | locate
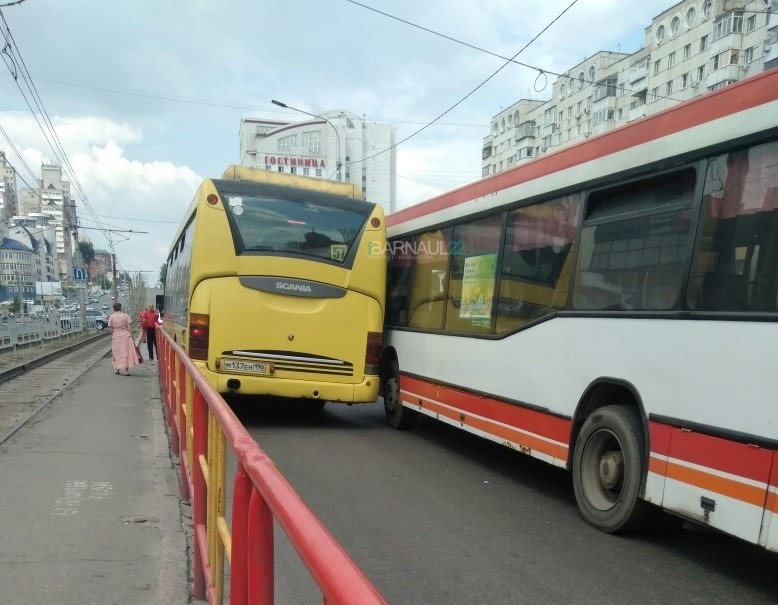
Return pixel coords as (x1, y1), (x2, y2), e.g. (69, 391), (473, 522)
(572, 404), (655, 533)
(382, 359), (416, 430)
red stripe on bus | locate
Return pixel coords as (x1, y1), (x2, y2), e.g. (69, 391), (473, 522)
(388, 70), (778, 228)
(400, 374), (571, 447)
(648, 422), (773, 484)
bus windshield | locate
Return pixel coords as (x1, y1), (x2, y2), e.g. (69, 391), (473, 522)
(220, 188), (371, 263)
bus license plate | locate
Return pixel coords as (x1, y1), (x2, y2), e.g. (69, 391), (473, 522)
(222, 359), (268, 374)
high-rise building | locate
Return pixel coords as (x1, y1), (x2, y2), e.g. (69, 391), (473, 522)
(0, 151), (19, 221)
(18, 163), (76, 282)
(240, 110), (397, 215)
(483, 0), (778, 177)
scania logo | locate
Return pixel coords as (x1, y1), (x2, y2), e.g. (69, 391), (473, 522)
(275, 281), (312, 293)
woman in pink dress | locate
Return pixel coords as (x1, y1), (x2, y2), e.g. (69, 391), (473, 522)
(107, 302), (140, 375)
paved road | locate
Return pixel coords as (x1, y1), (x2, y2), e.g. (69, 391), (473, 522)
(227, 398), (778, 605)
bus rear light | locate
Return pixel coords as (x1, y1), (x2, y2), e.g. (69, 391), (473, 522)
(206, 193), (219, 205)
(370, 217), (381, 228)
(189, 313), (210, 361)
(364, 331), (381, 375)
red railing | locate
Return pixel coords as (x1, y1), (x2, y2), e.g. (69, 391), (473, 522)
(156, 327), (387, 605)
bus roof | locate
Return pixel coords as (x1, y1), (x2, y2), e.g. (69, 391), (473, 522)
(387, 69), (778, 231)
(221, 165), (363, 199)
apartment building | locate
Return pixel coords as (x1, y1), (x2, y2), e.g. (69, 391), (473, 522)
(483, 0), (778, 177)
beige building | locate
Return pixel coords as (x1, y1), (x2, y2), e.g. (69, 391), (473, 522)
(18, 163), (76, 282)
(240, 110), (397, 214)
(483, 0), (778, 177)
(0, 151), (19, 222)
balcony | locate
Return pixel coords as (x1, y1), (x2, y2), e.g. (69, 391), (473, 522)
(628, 105), (647, 122)
(515, 121), (538, 141)
(709, 32), (742, 57)
(706, 64), (740, 88)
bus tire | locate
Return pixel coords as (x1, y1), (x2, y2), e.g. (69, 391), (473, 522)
(382, 359), (416, 430)
(572, 404), (656, 533)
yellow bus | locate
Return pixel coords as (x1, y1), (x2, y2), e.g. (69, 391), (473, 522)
(163, 165), (386, 404)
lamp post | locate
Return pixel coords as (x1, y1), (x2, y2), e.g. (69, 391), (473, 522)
(271, 100), (342, 181)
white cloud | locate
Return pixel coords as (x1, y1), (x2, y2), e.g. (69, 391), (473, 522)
(0, 0), (676, 278)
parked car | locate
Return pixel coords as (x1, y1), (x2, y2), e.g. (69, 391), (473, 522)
(101, 304), (110, 311)
(86, 309), (109, 330)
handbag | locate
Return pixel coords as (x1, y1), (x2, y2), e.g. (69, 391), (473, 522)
(134, 344), (143, 364)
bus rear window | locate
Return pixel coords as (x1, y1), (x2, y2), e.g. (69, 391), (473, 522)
(220, 190), (371, 263)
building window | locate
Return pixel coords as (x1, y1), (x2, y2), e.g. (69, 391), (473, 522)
(700, 35), (708, 51)
(703, 0), (713, 20)
(578, 72), (585, 88)
(301, 131), (321, 153)
(278, 134), (296, 152)
(650, 87), (659, 102)
(744, 46), (754, 64)
(589, 66), (596, 82)
(670, 16), (680, 37)
(682, 73), (689, 88)
(654, 59), (661, 75)
(697, 65), (705, 81)
(686, 6), (697, 28)
(714, 12), (743, 41)
(747, 15), (756, 33)
(593, 77), (617, 101)
(666, 80), (674, 95)
(668, 52), (676, 67)
(592, 108), (615, 125)
(656, 24), (666, 45)
(683, 44), (691, 60)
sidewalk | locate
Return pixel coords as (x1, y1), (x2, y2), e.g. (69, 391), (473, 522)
(0, 353), (191, 604)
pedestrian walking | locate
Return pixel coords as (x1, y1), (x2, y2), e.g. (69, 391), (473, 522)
(139, 304), (160, 361)
(107, 302), (140, 375)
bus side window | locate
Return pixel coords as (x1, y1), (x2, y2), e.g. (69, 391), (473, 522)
(444, 215), (503, 334)
(497, 196), (580, 332)
(688, 141), (778, 312)
(574, 169), (695, 311)
(386, 237), (413, 327)
(407, 230), (451, 330)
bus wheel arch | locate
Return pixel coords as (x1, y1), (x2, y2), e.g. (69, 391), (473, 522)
(380, 348), (417, 430)
(570, 380), (656, 533)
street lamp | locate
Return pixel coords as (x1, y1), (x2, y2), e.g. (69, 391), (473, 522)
(271, 100), (342, 181)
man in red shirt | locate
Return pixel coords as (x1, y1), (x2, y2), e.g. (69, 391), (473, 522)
(139, 304), (160, 361)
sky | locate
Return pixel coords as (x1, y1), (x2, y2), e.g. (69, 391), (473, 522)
(0, 0), (673, 283)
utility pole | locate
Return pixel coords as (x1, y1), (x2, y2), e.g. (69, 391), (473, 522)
(72, 228), (87, 329)
(112, 253), (118, 303)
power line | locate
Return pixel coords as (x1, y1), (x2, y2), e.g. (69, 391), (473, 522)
(0, 8), (112, 248)
(346, 0), (690, 104)
(340, 0), (582, 169)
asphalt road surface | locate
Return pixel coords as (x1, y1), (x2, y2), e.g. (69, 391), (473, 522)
(226, 397), (778, 605)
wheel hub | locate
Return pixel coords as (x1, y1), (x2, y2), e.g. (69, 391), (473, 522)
(599, 450), (623, 490)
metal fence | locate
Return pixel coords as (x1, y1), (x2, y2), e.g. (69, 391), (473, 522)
(0, 313), (106, 353)
(157, 328), (387, 605)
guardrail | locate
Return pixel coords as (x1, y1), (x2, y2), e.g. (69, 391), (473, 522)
(157, 328), (387, 605)
(0, 315), (106, 353)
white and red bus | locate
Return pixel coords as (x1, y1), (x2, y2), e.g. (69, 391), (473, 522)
(380, 69), (778, 549)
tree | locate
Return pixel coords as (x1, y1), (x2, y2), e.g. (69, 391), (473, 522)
(78, 241), (95, 266)
(159, 263), (167, 288)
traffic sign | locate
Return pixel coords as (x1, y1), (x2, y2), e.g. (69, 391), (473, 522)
(74, 268), (86, 281)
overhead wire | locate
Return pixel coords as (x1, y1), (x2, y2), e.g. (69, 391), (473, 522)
(339, 0), (582, 170)
(0, 8), (114, 250)
(346, 0), (691, 103)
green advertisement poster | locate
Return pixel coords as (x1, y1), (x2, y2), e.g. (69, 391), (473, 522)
(460, 253), (497, 326)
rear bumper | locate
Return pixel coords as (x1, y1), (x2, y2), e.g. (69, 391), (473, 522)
(196, 363), (379, 403)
